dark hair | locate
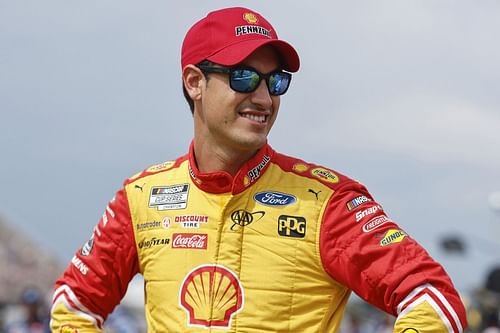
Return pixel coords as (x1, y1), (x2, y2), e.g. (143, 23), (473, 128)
(182, 60), (214, 115)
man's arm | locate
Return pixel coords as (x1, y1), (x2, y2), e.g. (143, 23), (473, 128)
(50, 188), (139, 332)
(319, 182), (467, 333)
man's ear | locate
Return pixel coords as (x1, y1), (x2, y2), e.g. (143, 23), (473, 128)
(182, 65), (204, 101)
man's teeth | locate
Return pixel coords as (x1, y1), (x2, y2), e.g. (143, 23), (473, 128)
(242, 113), (266, 123)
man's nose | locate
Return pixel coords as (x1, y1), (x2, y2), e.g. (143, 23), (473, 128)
(250, 79), (273, 108)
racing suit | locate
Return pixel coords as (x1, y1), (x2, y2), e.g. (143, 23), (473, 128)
(51, 142), (468, 332)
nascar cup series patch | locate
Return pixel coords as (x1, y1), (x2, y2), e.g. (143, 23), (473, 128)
(149, 184), (189, 210)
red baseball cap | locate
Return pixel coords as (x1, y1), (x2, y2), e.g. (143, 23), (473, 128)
(181, 7), (300, 72)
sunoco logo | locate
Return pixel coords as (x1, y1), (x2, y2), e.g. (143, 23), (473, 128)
(362, 215), (391, 233)
(380, 229), (407, 246)
(254, 191), (297, 207)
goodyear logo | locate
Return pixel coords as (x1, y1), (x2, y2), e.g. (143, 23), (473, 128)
(380, 229), (407, 246)
(311, 167), (339, 184)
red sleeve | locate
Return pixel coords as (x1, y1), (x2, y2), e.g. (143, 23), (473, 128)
(319, 181), (467, 332)
(52, 187), (139, 327)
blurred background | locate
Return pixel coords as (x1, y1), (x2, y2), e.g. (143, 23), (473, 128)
(1, 1), (499, 332)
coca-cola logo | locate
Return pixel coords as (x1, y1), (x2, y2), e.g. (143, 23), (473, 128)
(172, 233), (208, 249)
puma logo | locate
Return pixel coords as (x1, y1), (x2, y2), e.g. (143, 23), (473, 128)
(134, 183), (145, 192)
(308, 189), (321, 200)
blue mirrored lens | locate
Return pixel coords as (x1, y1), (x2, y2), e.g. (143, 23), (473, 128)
(231, 69), (260, 92)
(269, 73), (290, 95)
(229, 68), (291, 95)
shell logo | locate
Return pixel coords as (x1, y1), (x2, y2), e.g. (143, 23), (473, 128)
(180, 265), (244, 328)
(311, 167), (339, 184)
(243, 12), (258, 24)
(292, 163), (309, 173)
(60, 325), (79, 333)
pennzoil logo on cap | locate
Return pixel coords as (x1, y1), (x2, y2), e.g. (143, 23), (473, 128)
(243, 12), (258, 24)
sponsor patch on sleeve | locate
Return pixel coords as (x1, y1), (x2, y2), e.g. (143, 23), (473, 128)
(379, 229), (407, 246)
(346, 195), (372, 211)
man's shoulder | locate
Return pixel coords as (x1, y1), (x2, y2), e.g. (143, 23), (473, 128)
(124, 153), (189, 186)
(272, 151), (361, 190)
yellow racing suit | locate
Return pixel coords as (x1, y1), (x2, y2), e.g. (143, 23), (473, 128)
(51, 142), (467, 332)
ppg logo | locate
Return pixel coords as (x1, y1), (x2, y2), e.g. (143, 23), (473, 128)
(278, 215), (306, 238)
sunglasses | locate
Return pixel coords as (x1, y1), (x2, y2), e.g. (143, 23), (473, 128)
(196, 65), (292, 96)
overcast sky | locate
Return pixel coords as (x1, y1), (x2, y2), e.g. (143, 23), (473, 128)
(1, 0), (499, 293)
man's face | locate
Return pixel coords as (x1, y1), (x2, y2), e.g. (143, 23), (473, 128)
(196, 45), (282, 153)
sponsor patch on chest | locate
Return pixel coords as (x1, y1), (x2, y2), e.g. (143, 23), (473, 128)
(149, 184), (189, 210)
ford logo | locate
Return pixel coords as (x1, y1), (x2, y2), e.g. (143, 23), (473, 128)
(254, 191), (297, 207)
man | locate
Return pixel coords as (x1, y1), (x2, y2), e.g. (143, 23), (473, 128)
(50, 6), (468, 333)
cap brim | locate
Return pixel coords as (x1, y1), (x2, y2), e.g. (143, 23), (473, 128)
(207, 39), (300, 72)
